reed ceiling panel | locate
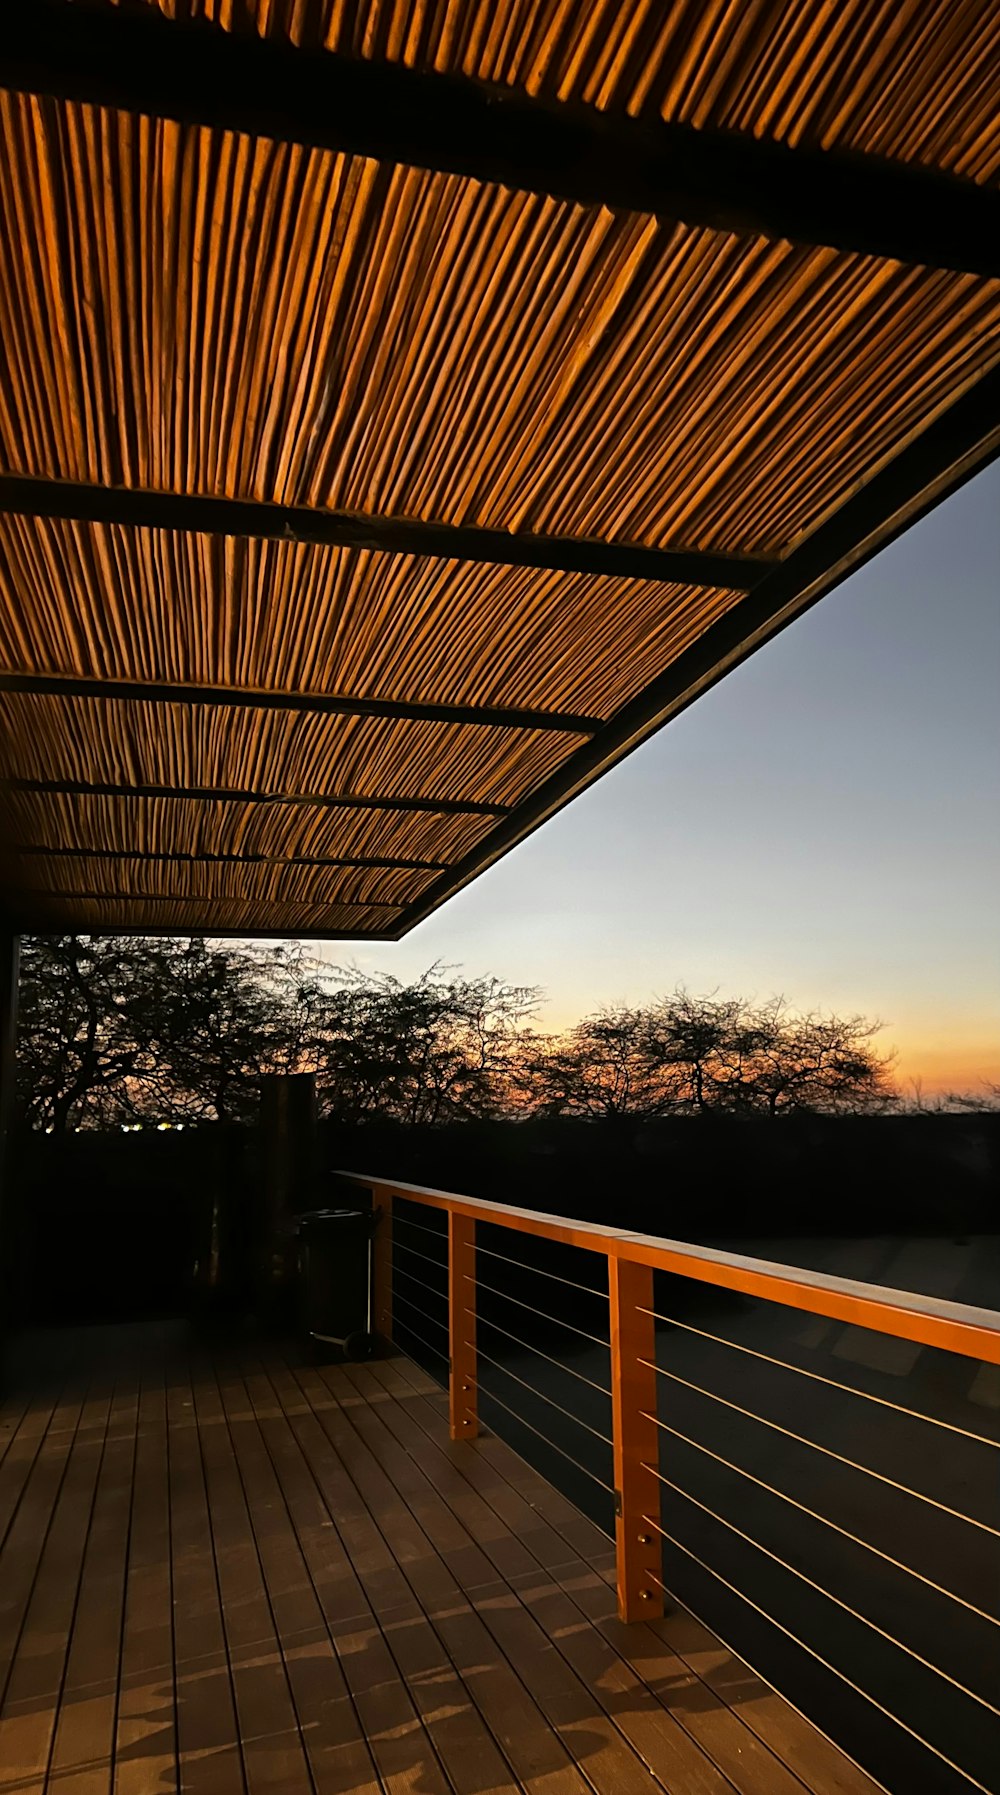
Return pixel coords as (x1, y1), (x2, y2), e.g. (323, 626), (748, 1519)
(17, 853), (431, 909)
(2, 4), (999, 937)
(132, 1), (1000, 184)
(0, 693), (578, 806)
(2, 96), (998, 557)
(0, 515), (740, 720)
(0, 790), (495, 866)
(44, 894), (396, 933)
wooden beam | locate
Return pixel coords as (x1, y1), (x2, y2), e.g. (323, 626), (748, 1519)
(17, 888), (404, 910)
(5, 778), (507, 818)
(18, 847), (448, 871)
(608, 1257), (663, 1623)
(372, 1190), (393, 1346)
(394, 362), (1000, 936)
(0, 932), (19, 1376)
(448, 1213), (478, 1442)
(0, 475), (764, 593)
(0, 670), (599, 738)
(3, 3), (999, 276)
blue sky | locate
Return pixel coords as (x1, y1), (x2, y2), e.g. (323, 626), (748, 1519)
(315, 464), (1000, 1094)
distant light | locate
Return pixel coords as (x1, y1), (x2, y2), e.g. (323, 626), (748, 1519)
(157, 1122), (170, 1131)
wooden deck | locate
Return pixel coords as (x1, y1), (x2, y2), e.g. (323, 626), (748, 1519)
(0, 1324), (884, 1795)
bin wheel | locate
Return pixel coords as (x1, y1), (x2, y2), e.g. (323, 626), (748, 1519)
(344, 1330), (376, 1362)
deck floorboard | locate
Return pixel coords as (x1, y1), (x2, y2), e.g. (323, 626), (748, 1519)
(0, 1326), (884, 1795)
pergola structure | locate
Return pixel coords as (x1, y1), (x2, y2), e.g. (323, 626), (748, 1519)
(0, 0), (998, 942)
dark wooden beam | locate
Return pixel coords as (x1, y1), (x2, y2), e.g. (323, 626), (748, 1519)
(4, 4), (999, 276)
(4, 778), (507, 818)
(0, 475), (764, 593)
(0, 670), (598, 737)
(18, 847), (448, 871)
(0, 931), (19, 1377)
(394, 363), (1000, 936)
(7, 2), (998, 276)
(19, 888), (404, 910)
(18, 924), (400, 941)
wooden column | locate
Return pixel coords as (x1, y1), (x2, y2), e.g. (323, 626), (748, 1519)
(0, 935), (20, 1382)
(609, 1255), (663, 1622)
(448, 1211), (478, 1440)
(372, 1189), (393, 1345)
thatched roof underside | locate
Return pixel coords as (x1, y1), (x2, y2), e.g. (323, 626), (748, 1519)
(1, 1), (998, 936)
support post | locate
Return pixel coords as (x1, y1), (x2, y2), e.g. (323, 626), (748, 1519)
(609, 1255), (663, 1622)
(372, 1189), (393, 1345)
(0, 935), (20, 1380)
(449, 1211), (478, 1440)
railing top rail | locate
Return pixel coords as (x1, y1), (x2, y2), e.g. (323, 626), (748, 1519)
(337, 1169), (1000, 1366)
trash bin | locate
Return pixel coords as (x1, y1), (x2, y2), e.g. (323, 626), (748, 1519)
(296, 1208), (376, 1361)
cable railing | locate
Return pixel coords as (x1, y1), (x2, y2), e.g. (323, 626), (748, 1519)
(341, 1169), (1000, 1795)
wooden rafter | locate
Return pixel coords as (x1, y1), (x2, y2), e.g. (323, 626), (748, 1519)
(4, 2), (1000, 276)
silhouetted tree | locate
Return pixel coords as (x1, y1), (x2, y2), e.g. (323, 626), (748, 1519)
(15, 940), (897, 1128)
(17, 936), (172, 1130)
(15, 936), (319, 1128)
(520, 991), (896, 1119)
(310, 964), (538, 1124)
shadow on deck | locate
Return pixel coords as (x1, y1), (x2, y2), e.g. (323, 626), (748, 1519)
(0, 1323), (881, 1795)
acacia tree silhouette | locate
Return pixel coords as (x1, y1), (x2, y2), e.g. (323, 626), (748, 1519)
(16, 937), (898, 1129)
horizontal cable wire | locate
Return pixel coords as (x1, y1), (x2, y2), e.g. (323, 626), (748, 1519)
(475, 1240), (610, 1300)
(639, 1362), (1000, 1538)
(392, 1289), (449, 1337)
(466, 1306), (612, 1396)
(650, 1412), (1000, 1629)
(469, 1341), (613, 1446)
(472, 1377), (614, 1494)
(638, 1306), (1000, 1449)
(393, 1261), (450, 1305)
(465, 1271), (611, 1348)
(643, 1553), (992, 1795)
(392, 1238), (450, 1278)
(391, 1211), (449, 1246)
(643, 1472), (1000, 1718)
(638, 1565), (891, 1795)
(391, 1313), (450, 1366)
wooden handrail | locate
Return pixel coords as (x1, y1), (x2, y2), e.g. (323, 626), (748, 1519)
(342, 1167), (1000, 1623)
(341, 1171), (1000, 1365)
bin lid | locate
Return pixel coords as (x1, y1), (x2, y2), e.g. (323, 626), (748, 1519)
(296, 1206), (369, 1226)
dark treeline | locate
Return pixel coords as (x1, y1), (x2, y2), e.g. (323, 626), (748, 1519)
(12, 933), (933, 1132)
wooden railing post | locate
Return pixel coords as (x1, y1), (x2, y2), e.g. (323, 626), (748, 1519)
(449, 1212), (478, 1440)
(608, 1255), (663, 1622)
(372, 1189), (393, 1345)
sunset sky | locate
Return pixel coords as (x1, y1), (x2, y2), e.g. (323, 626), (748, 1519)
(316, 464), (1000, 1097)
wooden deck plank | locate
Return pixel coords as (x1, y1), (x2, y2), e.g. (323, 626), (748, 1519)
(235, 1354), (454, 1795)
(331, 1359), (679, 1795)
(114, 1357), (179, 1795)
(0, 1380), (66, 1553)
(0, 1326), (886, 1795)
(384, 1355), (884, 1795)
(262, 1352), (523, 1795)
(0, 1389), (32, 1472)
(46, 1370), (140, 1795)
(211, 1354), (385, 1795)
(0, 1374), (114, 1794)
(355, 1357), (750, 1795)
(166, 1360), (247, 1795)
(288, 1355), (599, 1795)
(190, 1358), (314, 1795)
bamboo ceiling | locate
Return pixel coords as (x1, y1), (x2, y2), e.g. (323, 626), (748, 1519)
(0, 2), (998, 938)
